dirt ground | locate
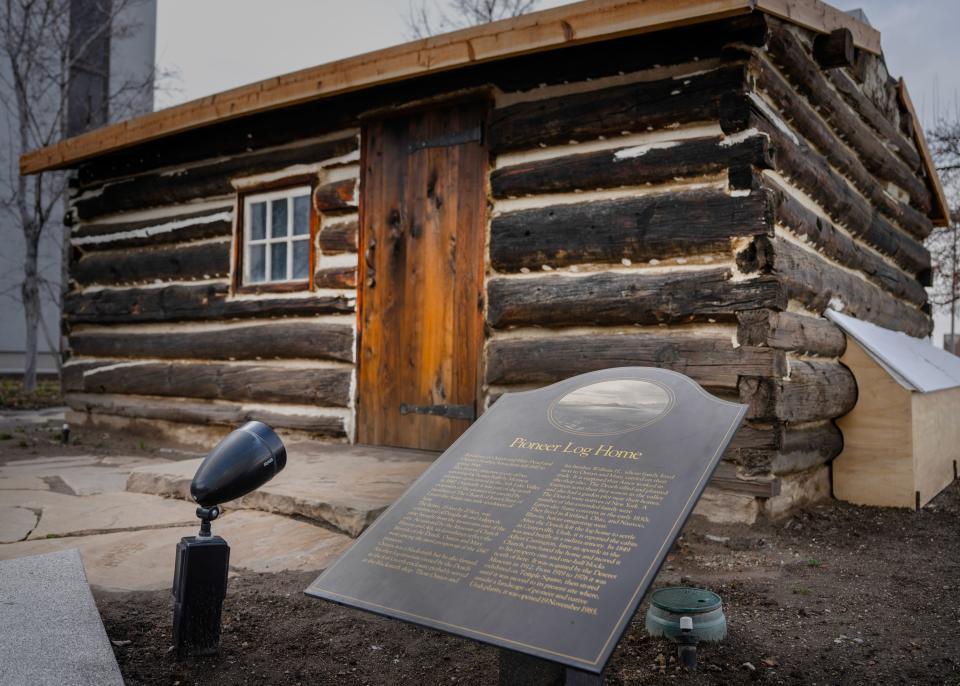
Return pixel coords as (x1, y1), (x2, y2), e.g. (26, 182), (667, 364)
(94, 479), (960, 686)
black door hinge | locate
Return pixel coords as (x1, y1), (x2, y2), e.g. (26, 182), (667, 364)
(399, 403), (476, 420)
(408, 125), (483, 153)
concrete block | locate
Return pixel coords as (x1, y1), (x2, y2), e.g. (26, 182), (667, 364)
(0, 549), (123, 685)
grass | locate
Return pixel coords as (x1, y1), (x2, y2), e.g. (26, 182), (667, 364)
(807, 558), (823, 568)
(0, 431), (11, 440)
(0, 378), (62, 410)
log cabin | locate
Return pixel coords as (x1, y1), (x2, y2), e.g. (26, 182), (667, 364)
(23, 0), (949, 522)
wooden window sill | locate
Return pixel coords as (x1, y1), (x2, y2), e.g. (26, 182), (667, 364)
(234, 281), (311, 295)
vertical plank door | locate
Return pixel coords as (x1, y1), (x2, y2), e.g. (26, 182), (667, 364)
(357, 100), (488, 451)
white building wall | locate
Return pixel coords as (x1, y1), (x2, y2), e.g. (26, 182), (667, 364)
(0, 1), (156, 376)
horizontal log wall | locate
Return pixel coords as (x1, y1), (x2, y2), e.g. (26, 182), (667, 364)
(489, 62), (748, 154)
(72, 207), (233, 249)
(755, 116), (929, 278)
(65, 131), (361, 438)
(72, 135), (358, 221)
(65, 393), (348, 436)
(753, 62), (932, 244)
(490, 182), (774, 272)
(487, 44), (804, 500)
(718, 19), (932, 339)
(762, 25), (930, 213)
(63, 359), (351, 407)
(737, 236), (931, 337)
(490, 133), (774, 199)
(64, 21), (772, 459)
(483, 14), (935, 504)
(74, 239), (230, 287)
(64, 283), (355, 324)
(69, 320), (355, 362)
(486, 268), (786, 328)
(485, 329), (786, 392)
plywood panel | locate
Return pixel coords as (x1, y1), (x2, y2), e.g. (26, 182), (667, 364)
(911, 388), (960, 506)
(834, 339), (915, 507)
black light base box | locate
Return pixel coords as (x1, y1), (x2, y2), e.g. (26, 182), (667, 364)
(172, 534), (230, 657)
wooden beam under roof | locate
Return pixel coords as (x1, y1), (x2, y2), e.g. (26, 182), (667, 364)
(21, 0), (880, 176)
(898, 79), (951, 227)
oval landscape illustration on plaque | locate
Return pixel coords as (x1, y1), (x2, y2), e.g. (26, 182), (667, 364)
(548, 379), (674, 437)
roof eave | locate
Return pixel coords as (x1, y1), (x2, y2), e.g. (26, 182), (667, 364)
(897, 79), (951, 228)
(20, 0), (881, 176)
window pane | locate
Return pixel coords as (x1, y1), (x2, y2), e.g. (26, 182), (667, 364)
(270, 242), (288, 280)
(249, 202), (266, 240)
(293, 194), (310, 236)
(292, 239), (310, 280)
(248, 244), (266, 282)
(271, 199), (289, 238)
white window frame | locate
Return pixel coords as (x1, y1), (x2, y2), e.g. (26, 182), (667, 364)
(242, 185), (312, 285)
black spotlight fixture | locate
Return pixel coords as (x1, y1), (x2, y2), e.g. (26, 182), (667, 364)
(172, 421), (287, 657)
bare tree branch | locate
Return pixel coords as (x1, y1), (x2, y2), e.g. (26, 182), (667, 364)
(925, 116), (960, 347)
(0, 0), (158, 389)
(405, 0), (540, 39)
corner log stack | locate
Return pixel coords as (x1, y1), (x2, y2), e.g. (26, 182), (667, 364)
(59, 12), (938, 521)
(483, 14), (933, 518)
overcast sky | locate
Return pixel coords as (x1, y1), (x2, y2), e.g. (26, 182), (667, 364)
(155, 0), (960, 126)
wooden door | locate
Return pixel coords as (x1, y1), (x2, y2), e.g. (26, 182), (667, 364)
(357, 100), (488, 451)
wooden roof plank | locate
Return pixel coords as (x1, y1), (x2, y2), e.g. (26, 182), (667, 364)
(21, 0), (884, 176)
(755, 0), (881, 54)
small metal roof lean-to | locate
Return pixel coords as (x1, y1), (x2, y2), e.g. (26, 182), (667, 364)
(827, 309), (960, 393)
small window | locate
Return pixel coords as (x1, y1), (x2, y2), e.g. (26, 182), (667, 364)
(240, 186), (313, 287)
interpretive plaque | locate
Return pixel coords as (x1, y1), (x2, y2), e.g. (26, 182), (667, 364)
(306, 367), (746, 674)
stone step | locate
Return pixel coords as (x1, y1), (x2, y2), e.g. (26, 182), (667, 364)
(126, 442), (438, 536)
(0, 510), (354, 592)
(0, 489), (198, 540)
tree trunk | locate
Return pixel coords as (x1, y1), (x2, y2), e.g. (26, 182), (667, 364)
(21, 228), (41, 392)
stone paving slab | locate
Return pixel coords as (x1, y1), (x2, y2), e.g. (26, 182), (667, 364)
(0, 454), (171, 495)
(58, 466), (141, 496)
(0, 511), (354, 591)
(0, 489), (197, 539)
(0, 506), (38, 543)
(127, 442), (438, 536)
(27, 491), (197, 540)
(0, 488), (80, 511)
(0, 549), (123, 685)
(0, 473), (50, 491)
